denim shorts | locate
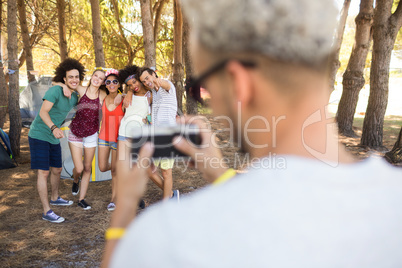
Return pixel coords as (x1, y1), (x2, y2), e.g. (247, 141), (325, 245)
(28, 137), (62, 170)
(98, 138), (117, 151)
(117, 135), (127, 141)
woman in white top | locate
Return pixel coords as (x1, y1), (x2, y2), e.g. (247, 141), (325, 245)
(117, 66), (165, 206)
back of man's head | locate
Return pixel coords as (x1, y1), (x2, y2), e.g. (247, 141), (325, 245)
(53, 58), (85, 83)
(181, 0), (342, 160)
(181, 0), (338, 70)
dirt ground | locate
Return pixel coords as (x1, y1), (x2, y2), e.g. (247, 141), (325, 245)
(0, 115), (401, 267)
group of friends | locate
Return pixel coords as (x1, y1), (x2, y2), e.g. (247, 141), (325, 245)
(28, 59), (179, 223)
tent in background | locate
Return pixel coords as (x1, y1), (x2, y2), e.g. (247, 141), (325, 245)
(0, 128), (16, 170)
(19, 78), (111, 181)
(20, 76), (53, 127)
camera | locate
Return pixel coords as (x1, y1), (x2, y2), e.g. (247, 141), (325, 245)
(128, 124), (201, 159)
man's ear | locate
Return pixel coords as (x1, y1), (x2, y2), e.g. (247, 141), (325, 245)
(63, 76), (66, 83)
(226, 61), (254, 107)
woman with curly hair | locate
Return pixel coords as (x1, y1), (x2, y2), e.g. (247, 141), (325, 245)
(55, 67), (107, 210)
(28, 58), (85, 223)
(98, 69), (124, 211)
(117, 65), (169, 205)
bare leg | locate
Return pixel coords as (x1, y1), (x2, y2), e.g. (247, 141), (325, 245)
(78, 146), (96, 201)
(110, 149), (117, 203)
(117, 140), (129, 162)
(49, 167), (62, 201)
(147, 164), (164, 190)
(69, 142), (83, 183)
(98, 145), (111, 172)
(37, 169), (50, 214)
(161, 168), (173, 200)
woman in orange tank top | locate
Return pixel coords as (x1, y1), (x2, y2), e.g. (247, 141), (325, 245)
(98, 69), (124, 211)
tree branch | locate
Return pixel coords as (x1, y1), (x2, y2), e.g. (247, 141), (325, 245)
(392, 0), (402, 28)
(153, 0), (167, 42)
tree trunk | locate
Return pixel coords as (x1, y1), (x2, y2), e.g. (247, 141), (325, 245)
(7, 0), (21, 157)
(140, 0), (156, 67)
(0, 0), (7, 128)
(90, 0), (106, 67)
(173, 0), (184, 112)
(385, 126), (402, 163)
(361, 0), (402, 148)
(153, 0), (167, 50)
(183, 16), (197, 115)
(337, 0), (374, 137)
(18, 0), (36, 83)
(56, 0), (68, 61)
(1, 27), (6, 61)
(329, 0), (351, 93)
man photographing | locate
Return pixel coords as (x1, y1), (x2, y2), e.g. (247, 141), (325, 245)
(103, 0), (402, 267)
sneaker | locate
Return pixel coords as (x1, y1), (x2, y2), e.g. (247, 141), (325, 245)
(72, 182), (79, 196)
(107, 202), (116, 211)
(139, 199), (146, 209)
(78, 199), (92, 210)
(42, 210), (65, 223)
(171, 190), (180, 202)
(50, 197), (73, 206)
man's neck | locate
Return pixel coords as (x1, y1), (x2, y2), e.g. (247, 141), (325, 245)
(244, 91), (356, 164)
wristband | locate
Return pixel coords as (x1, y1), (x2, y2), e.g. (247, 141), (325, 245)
(50, 125), (57, 132)
(212, 168), (237, 186)
(105, 228), (126, 240)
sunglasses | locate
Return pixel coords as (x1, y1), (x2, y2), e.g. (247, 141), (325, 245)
(105, 79), (119, 85)
(185, 59), (256, 104)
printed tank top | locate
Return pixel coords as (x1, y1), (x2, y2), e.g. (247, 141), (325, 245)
(70, 88), (101, 138)
(99, 100), (124, 142)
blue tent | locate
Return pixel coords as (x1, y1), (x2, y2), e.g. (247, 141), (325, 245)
(0, 128), (16, 169)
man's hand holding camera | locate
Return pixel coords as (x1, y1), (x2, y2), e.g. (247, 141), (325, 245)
(173, 116), (228, 183)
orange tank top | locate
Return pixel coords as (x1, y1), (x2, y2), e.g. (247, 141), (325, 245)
(99, 101), (124, 142)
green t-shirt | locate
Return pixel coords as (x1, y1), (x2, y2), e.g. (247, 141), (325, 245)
(28, 85), (78, 144)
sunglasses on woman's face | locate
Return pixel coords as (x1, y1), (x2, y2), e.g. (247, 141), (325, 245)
(105, 79), (119, 85)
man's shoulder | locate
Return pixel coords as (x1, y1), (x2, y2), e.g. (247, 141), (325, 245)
(44, 85), (63, 97)
(158, 80), (175, 93)
(48, 85), (63, 92)
(167, 80), (175, 92)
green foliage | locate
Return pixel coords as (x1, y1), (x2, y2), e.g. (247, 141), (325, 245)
(15, 0), (175, 78)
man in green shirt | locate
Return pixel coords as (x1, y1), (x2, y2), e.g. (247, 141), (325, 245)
(28, 58), (85, 223)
